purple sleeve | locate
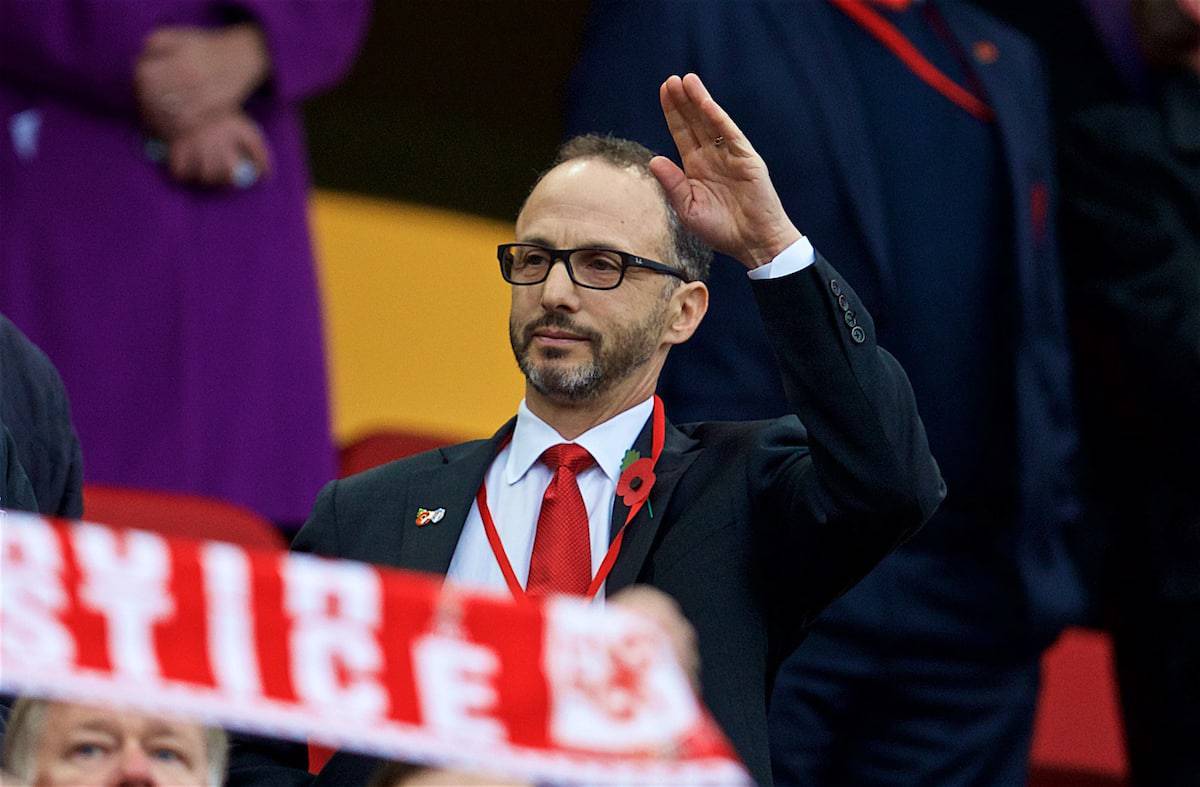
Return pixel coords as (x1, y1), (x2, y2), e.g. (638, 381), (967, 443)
(0, 0), (163, 111)
(234, 0), (371, 103)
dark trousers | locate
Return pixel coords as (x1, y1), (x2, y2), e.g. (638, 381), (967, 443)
(770, 543), (1042, 786)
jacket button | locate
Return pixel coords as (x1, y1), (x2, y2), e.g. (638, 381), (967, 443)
(830, 279), (842, 296)
(844, 310), (857, 328)
(837, 294), (850, 312)
(851, 326), (866, 344)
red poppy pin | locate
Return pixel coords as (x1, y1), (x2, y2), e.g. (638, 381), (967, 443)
(617, 449), (656, 516)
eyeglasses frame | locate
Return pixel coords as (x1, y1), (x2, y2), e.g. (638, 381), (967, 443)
(496, 243), (691, 290)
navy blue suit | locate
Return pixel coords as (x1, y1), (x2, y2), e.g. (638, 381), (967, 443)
(567, 1), (1084, 783)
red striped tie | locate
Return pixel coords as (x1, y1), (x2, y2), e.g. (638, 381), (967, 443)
(527, 443), (594, 596)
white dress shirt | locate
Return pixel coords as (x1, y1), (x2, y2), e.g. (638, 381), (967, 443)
(445, 235), (816, 600)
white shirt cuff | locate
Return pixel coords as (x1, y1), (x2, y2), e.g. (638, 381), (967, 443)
(746, 235), (816, 280)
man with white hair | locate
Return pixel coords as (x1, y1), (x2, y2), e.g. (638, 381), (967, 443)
(1, 698), (227, 787)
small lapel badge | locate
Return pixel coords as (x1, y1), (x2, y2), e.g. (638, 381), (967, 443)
(973, 40), (999, 65)
(415, 507), (446, 527)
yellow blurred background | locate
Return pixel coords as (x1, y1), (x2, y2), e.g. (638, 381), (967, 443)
(310, 190), (525, 445)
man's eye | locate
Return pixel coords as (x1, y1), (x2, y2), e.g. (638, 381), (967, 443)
(581, 253), (622, 271)
(67, 742), (108, 761)
(515, 253), (550, 268)
(150, 746), (187, 765)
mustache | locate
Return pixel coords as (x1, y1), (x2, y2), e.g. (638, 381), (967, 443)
(519, 313), (602, 347)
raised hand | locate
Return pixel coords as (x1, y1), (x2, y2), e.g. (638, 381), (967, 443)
(136, 24), (271, 139)
(649, 74), (801, 269)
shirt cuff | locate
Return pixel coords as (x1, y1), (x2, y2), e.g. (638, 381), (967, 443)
(746, 235), (816, 280)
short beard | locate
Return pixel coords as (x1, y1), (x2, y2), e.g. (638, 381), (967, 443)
(510, 307), (665, 402)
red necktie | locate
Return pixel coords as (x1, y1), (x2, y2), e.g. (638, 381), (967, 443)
(527, 443), (594, 596)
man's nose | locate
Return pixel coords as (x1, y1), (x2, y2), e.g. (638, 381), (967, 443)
(539, 258), (581, 310)
(112, 742), (155, 787)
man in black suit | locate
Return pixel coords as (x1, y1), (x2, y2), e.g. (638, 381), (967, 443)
(228, 74), (943, 787)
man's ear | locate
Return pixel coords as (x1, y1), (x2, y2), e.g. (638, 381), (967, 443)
(662, 281), (708, 347)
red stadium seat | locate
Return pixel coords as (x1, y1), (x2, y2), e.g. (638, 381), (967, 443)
(83, 484), (285, 550)
(1029, 627), (1129, 786)
(338, 429), (456, 477)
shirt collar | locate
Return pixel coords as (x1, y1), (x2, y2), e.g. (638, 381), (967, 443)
(504, 397), (655, 485)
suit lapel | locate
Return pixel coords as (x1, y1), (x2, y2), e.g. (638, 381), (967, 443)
(762, 0), (896, 294)
(393, 419), (515, 576)
(605, 419), (700, 596)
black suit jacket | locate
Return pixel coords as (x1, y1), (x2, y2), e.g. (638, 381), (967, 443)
(1, 422), (37, 514)
(228, 257), (945, 787)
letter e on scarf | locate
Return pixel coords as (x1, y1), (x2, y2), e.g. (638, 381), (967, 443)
(412, 632), (506, 743)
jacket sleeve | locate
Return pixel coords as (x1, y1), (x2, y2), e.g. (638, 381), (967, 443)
(748, 255), (945, 637)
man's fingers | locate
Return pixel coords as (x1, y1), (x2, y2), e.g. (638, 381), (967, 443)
(659, 77), (702, 155)
(676, 73), (724, 141)
(663, 74), (713, 144)
(681, 73), (753, 156)
(649, 155), (691, 215)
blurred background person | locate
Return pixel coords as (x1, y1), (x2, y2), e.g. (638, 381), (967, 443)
(971, 1), (1200, 782)
(0, 1), (369, 527)
(567, 1), (1084, 784)
(1060, 1), (1200, 782)
(1, 698), (227, 787)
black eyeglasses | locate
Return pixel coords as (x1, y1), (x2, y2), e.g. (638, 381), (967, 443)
(497, 243), (690, 290)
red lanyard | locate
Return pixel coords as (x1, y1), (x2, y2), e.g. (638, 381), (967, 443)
(475, 396), (666, 602)
(830, 0), (995, 122)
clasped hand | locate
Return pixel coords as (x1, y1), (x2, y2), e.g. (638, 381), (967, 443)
(135, 24), (272, 187)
